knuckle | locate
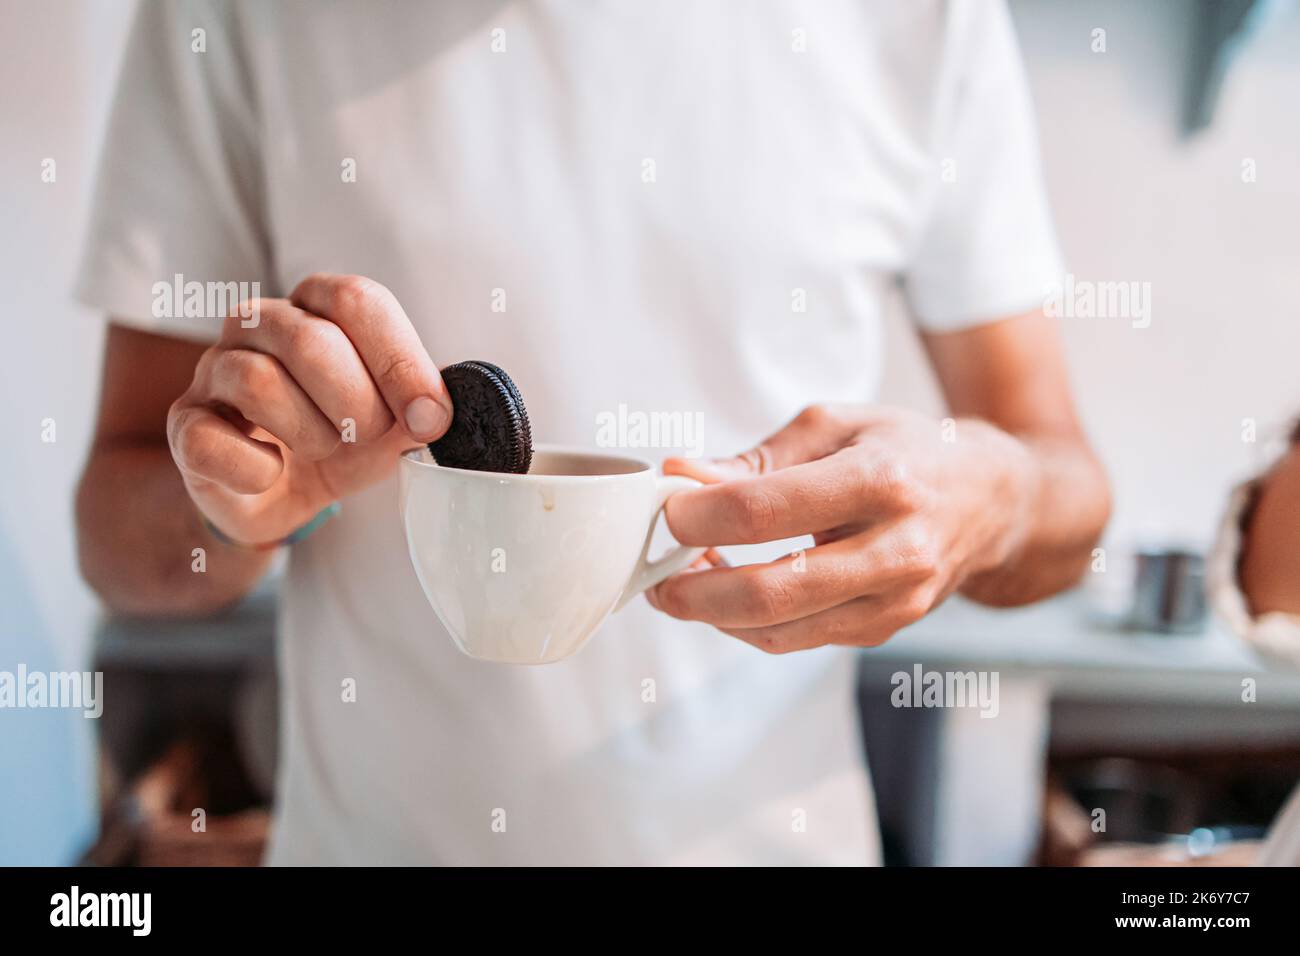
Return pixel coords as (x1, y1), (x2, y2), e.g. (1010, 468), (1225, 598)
(220, 299), (268, 338)
(742, 573), (799, 625)
(221, 350), (277, 401)
(797, 403), (839, 431)
(300, 426), (341, 461)
(842, 452), (880, 507)
(819, 612), (858, 645)
(354, 405), (396, 443)
(285, 410), (339, 459)
(232, 296), (263, 326)
(895, 524), (941, 581)
(728, 487), (783, 543)
(165, 403), (189, 458)
(652, 579), (691, 620)
(333, 383), (393, 442)
(287, 318), (351, 379)
(898, 588), (934, 625)
(170, 409), (215, 475)
(333, 275), (390, 316)
(858, 622), (902, 648)
(291, 272), (329, 302)
(283, 314), (331, 357)
(873, 455), (921, 511)
(191, 346), (220, 385)
(375, 351), (419, 392)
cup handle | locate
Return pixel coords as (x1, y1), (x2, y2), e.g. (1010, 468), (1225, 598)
(614, 475), (708, 612)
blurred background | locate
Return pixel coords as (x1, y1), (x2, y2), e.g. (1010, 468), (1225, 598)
(2, 0), (1298, 865)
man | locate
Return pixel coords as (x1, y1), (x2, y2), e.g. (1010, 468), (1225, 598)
(75, 1), (1109, 864)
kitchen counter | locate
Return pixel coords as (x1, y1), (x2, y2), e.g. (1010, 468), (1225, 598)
(866, 589), (1300, 705)
(855, 590), (1300, 865)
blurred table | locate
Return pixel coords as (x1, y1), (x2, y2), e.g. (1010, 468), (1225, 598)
(87, 582), (279, 865)
(857, 590), (1300, 865)
(94, 583), (277, 670)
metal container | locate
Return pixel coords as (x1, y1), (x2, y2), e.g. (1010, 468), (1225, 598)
(1128, 548), (1207, 633)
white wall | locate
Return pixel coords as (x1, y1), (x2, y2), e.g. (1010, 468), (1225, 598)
(0, 0), (131, 864)
(883, 0), (1300, 550)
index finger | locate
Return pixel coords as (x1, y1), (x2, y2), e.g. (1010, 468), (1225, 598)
(663, 449), (903, 546)
(290, 273), (451, 441)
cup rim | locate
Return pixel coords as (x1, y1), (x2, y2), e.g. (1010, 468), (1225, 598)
(400, 443), (655, 482)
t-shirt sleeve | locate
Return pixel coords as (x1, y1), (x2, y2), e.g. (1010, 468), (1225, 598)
(75, 0), (274, 343)
(902, 0), (1064, 333)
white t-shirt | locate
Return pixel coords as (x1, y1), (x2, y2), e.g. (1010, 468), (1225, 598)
(78, 0), (1061, 865)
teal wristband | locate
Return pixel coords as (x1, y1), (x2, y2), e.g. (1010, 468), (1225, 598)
(201, 502), (341, 552)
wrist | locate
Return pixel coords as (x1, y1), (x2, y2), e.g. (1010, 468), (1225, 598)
(200, 501), (341, 552)
(960, 419), (1040, 574)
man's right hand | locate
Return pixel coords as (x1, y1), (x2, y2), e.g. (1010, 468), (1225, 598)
(166, 273), (451, 545)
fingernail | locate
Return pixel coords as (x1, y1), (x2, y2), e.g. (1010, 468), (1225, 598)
(404, 396), (450, 440)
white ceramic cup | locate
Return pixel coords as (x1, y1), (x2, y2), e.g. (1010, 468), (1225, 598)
(399, 445), (706, 664)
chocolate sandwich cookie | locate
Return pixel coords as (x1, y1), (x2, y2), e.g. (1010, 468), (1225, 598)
(427, 360), (533, 474)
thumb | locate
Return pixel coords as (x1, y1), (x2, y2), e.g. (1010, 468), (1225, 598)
(665, 404), (864, 482)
